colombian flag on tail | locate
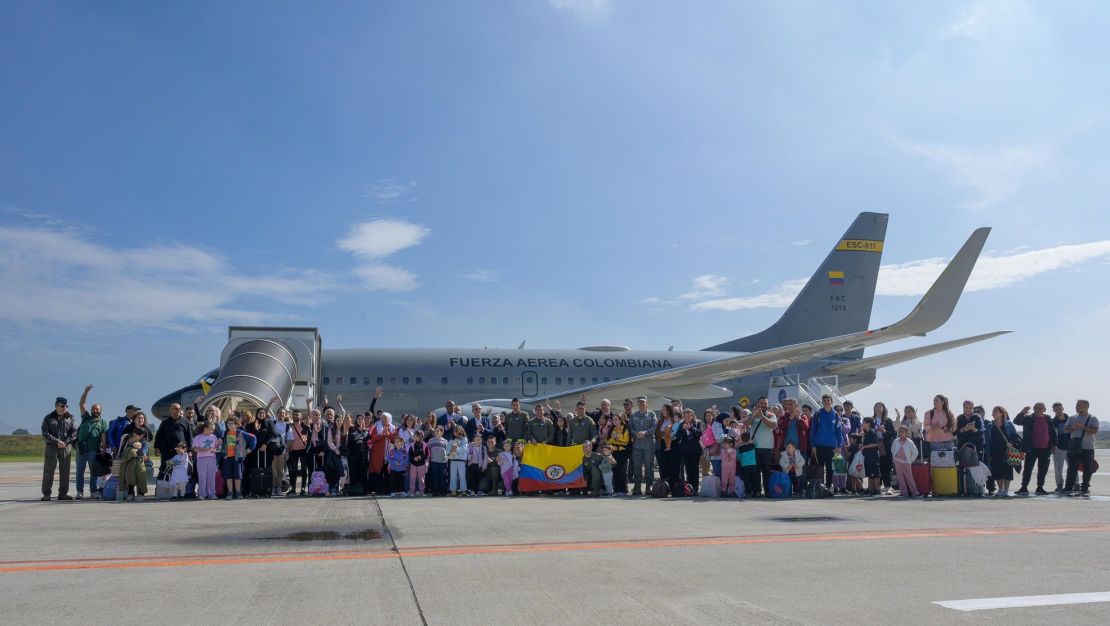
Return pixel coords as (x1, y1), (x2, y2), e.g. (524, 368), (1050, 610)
(827, 270), (845, 285)
(519, 444), (587, 492)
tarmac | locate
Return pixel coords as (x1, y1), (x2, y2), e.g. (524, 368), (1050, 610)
(1, 454), (1109, 625)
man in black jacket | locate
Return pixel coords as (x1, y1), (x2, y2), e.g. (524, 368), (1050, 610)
(41, 397), (78, 501)
(154, 404), (193, 478)
(1014, 402), (1057, 496)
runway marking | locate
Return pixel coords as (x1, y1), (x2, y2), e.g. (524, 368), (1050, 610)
(934, 591), (1110, 611)
(2, 524), (1109, 574)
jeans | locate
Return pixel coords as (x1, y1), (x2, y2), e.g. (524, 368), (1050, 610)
(75, 450), (95, 494)
(449, 460), (467, 492)
(602, 470), (614, 495)
(1065, 449), (1095, 492)
(1020, 447), (1052, 489)
(288, 449), (308, 492)
(710, 459), (721, 478)
(429, 461), (448, 495)
(631, 446), (654, 488)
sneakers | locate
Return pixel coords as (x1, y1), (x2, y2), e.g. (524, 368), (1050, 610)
(126, 495), (136, 502)
(135, 495), (145, 502)
(58, 494), (74, 501)
(504, 490), (513, 497)
(1035, 488), (1049, 496)
(40, 495), (50, 501)
(632, 486), (642, 496)
(75, 492), (84, 500)
(1015, 488), (1030, 496)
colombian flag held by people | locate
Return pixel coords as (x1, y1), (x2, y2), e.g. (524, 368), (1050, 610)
(519, 444), (587, 492)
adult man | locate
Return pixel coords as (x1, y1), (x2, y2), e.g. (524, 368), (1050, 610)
(809, 395), (844, 489)
(1064, 400), (1099, 496)
(747, 396), (777, 496)
(75, 385), (107, 499)
(628, 397), (656, 495)
(437, 400), (465, 441)
(956, 400), (985, 457)
(504, 398), (528, 442)
(464, 403), (490, 441)
(569, 402), (598, 445)
(41, 397), (77, 501)
(106, 405), (137, 457)
(588, 399), (616, 439)
(1014, 403), (1057, 495)
(154, 403), (193, 478)
(525, 408), (554, 445)
(1051, 402), (1070, 492)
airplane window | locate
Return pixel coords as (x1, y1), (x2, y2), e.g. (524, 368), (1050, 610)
(322, 377), (330, 385)
(555, 377), (562, 385)
(540, 377), (547, 385)
(467, 377), (474, 385)
(441, 377), (448, 385)
(415, 377), (422, 385)
(402, 377), (409, 385)
(479, 377), (485, 385)
(389, 377), (396, 384)
(513, 377), (520, 385)
(490, 377), (497, 385)
(363, 377), (370, 386)
(593, 377), (599, 384)
(502, 377), (509, 385)
(580, 377), (586, 385)
(336, 378), (343, 386)
(525, 376), (534, 384)
(377, 377), (384, 385)
(349, 377), (356, 385)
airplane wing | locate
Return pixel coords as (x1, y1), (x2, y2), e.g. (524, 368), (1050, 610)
(526, 227), (992, 406)
(824, 331), (1010, 377)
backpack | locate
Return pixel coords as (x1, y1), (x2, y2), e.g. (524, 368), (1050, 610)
(804, 479), (832, 499)
(769, 471), (792, 498)
(957, 443), (979, 469)
(101, 476), (118, 501)
(700, 428), (717, 448)
(733, 477), (745, 499)
(671, 480), (692, 498)
(699, 475), (721, 498)
(650, 480), (670, 498)
(309, 470), (328, 496)
(107, 417), (130, 453)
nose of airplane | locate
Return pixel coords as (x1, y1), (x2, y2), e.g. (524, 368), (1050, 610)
(152, 384), (201, 421)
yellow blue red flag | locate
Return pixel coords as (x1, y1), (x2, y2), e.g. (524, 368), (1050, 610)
(519, 444), (587, 492)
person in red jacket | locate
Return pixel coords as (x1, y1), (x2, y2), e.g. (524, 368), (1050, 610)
(368, 412), (397, 494)
(773, 398), (810, 460)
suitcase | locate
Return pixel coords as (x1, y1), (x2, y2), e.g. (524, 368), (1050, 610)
(250, 464), (274, 497)
(650, 479), (670, 498)
(931, 449), (956, 467)
(911, 463), (932, 496)
(699, 475), (721, 498)
(931, 465), (958, 496)
(964, 468), (984, 496)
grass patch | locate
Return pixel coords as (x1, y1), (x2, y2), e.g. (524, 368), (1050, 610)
(0, 435), (44, 459)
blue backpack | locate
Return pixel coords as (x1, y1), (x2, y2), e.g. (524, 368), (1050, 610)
(769, 471), (793, 498)
(101, 476), (118, 501)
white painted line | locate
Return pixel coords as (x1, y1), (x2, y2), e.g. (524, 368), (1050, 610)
(935, 592), (1110, 612)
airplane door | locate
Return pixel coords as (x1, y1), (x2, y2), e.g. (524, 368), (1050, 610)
(521, 370), (539, 397)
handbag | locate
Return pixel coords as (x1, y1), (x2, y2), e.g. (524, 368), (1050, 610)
(1006, 447), (1025, 468)
(1067, 417), (1091, 454)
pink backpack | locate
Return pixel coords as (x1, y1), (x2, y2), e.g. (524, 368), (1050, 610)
(700, 428), (717, 448)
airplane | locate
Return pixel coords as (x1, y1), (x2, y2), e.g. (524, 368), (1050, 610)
(152, 213), (1009, 421)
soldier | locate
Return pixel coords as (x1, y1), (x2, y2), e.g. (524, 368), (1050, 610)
(629, 396), (657, 495)
(41, 396), (77, 501)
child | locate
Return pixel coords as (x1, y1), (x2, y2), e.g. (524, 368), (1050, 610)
(448, 426), (469, 496)
(483, 437), (500, 495)
(386, 436), (409, 497)
(511, 441), (525, 495)
(778, 442), (806, 495)
(721, 437), (738, 496)
(860, 417), (881, 495)
(427, 426), (449, 496)
(498, 440), (515, 496)
(845, 432), (863, 494)
(599, 444), (616, 497)
(169, 442), (191, 499)
(891, 426), (922, 498)
(831, 450), (848, 494)
(407, 430), (429, 497)
(466, 434), (486, 496)
(737, 432), (758, 498)
(221, 417), (256, 500)
(120, 438), (148, 502)
(193, 421), (219, 500)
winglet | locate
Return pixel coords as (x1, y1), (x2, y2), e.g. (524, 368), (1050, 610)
(884, 227), (990, 336)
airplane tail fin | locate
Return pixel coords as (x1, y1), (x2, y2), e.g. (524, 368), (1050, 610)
(704, 212), (889, 358)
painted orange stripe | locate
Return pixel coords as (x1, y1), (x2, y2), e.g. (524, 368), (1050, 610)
(2, 524), (1107, 574)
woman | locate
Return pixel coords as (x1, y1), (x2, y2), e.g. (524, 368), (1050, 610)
(120, 412), (154, 499)
(898, 406), (924, 463)
(243, 408), (274, 498)
(655, 404), (676, 482)
(703, 409), (725, 478)
(369, 412), (396, 494)
(923, 394), (956, 461)
(306, 410), (330, 493)
(323, 413), (348, 496)
(398, 414), (418, 448)
(346, 414), (371, 496)
(420, 412), (438, 441)
(551, 414), (571, 446)
(270, 408), (290, 496)
(606, 415), (631, 494)
(672, 409), (703, 492)
(596, 412), (613, 449)
(873, 402), (896, 494)
(984, 406), (1020, 497)
(286, 410), (310, 495)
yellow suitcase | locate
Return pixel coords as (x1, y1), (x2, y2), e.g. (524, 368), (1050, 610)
(931, 465), (958, 496)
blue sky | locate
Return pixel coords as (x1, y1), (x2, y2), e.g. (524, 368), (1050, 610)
(2, 0), (1108, 430)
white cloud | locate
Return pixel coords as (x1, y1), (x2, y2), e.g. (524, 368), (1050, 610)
(889, 134), (1051, 209)
(792, 240), (812, 247)
(639, 297), (678, 307)
(353, 264), (420, 292)
(362, 179), (417, 204)
(337, 219), (430, 259)
(941, 1), (993, 39)
(461, 269), (501, 283)
(877, 240), (1110, 296)
(550, 0), (611, 19)
(692, 279), (807, 312)
(680, 274), (728, 300)
(690, 240), (1110, 311)
(0, 225), (332, 329)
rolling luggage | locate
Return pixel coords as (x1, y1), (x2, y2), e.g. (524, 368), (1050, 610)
(911, 463), (932, 496)
(769, 471), (792, 498)
(309, 457), (328, 496)
(215, 469), (225, 498)
(931, 465), (958, 496)
(931, 449), (956, 468)
(699, 475), (721, 498)
(249, 456), (274, 497)
(957, 444), (979, 469)
(671, 480), (692, 498)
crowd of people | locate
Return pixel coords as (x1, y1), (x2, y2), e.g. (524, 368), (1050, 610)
(38, 385), (1100, 502)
